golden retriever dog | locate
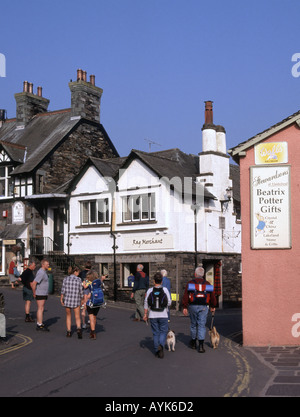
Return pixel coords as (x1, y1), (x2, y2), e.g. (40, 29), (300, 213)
(209, 326), (220, 349)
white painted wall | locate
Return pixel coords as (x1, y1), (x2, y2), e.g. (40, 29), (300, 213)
(67, 155), (241, 256)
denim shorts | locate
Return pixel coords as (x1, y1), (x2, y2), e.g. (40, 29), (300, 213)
(23, 287), (34, 301)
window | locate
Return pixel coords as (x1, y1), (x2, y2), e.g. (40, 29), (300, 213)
(14, 176), (33, 197)
(219, 216), (226, 230)
(122, 193), (156, 222)
(80, 198), (109, 225)
(0, 166), (13, 198)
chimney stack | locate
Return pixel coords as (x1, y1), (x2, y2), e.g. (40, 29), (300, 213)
(201, 100), (227, 154)
(204, 100), (213, 125)
(15, 81), (50, 126)
(69, 69), (103, 123)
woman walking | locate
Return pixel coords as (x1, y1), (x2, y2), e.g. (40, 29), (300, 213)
(60, 266), (84, 339)
(85, 271), (105, 340)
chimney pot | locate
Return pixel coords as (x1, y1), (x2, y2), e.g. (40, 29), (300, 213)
(77, 69), (83, 81)
(90, 74), (95, 86)
(23, 81), (29, 93)
(82, 71), (87, 82)
(28, 83), (33, 94)
(37, 86), (43, 97)
(204, 100), (213, 125)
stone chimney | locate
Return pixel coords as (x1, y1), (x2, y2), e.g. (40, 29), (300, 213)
(14, 82), (50, 127)
(69, 69), (103, 123)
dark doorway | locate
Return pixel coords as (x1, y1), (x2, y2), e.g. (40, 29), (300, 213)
(53, 208), (64, 252)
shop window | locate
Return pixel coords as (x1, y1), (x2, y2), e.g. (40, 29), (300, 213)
(122, 193), (155, 222)
(99, 263), (109, 276)
(121, 263), (149, 288)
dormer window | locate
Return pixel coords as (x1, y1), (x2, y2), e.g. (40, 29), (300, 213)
(14, 176), (33, 197)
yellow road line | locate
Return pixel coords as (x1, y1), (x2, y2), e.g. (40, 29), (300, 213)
(224, 332), (251, 397)
(0, 333), (32, 356)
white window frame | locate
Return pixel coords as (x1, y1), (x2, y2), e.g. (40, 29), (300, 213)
(0, 165), (13, 198)
(122, 193), (156, 222)
(80, 198), (109, 226)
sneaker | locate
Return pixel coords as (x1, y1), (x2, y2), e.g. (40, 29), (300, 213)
(36, 324), (49, 332)
(77, 329), (83, 339)
(25, 316), (34, 323)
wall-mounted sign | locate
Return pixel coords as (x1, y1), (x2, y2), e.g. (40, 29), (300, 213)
(250, 165), (291, 249)
(124, 234), (174, 251)
(255, 142), (288, 165)
(12, 201), (25, 224)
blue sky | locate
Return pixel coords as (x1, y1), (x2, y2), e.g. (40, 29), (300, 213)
(1, 0), (300, 159)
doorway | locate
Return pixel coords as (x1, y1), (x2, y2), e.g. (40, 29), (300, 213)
(53, 208), (64, 252)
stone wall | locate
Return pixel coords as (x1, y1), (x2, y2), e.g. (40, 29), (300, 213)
(70, 251), (242, 308)
(40, 121), (117, 194)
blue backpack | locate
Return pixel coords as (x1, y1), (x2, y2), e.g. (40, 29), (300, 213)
(87, 279), (104, 308)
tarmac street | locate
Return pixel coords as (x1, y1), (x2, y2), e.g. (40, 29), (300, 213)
(0, 287), (287, 398)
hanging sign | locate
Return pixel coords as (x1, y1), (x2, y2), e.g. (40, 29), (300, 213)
(250, 165), (291, 249)
(255, 142), (288, 164)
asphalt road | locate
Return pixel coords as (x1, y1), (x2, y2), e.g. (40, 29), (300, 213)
(0, 287), (273, 399)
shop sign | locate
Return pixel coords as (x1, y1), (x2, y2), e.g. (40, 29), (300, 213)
(255, 142), (288, 164)
(124, 234), (174, 251)
(250, 165), (291, 249)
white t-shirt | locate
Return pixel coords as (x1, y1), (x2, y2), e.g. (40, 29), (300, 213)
(144, 286), (171, 318)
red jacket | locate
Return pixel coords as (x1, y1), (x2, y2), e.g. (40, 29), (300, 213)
(9, 261), (16, 275)
(182, 277), (217, 309)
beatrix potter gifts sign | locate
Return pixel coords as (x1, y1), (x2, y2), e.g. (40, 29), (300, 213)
(250, 165), (291, 249)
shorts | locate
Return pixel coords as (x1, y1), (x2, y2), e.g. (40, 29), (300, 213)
(35, 295), (48, 301)
(23, 287), (34, 301)
(86, 305), (100, 316)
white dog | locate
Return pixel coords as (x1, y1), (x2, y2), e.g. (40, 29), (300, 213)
(166, 330), (176, 352)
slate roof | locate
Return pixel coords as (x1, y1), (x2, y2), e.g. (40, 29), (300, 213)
(0, 109), (119, 175)
(74, 148), (222, 201)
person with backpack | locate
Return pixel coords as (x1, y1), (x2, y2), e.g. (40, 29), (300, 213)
(131, 264), (149, 322)
(79, 261), (92, 329)
(143, 272), (171, 358)
(181, 266), (217, 353)
(85, 271), (106, 340)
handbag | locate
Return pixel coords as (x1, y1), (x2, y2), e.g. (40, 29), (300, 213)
(13, 266), (20, 277)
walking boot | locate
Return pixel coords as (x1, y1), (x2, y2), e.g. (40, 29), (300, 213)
(90, 330), (96, 340)
(189, 339), (197, 349)
(198, 340), (205, 353)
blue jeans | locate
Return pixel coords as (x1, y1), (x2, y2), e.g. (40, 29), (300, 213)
(150, 317), (169, 351)
(188, 304), (209, 341)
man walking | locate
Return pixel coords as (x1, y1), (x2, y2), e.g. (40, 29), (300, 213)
(144, 272), (171, 358)
(31, 259), (50, 332)
(182, 267), (216, 353)
(131, 264), (149, 321)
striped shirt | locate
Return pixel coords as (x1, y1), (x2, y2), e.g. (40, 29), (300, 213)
(61, 274), (83, 308)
